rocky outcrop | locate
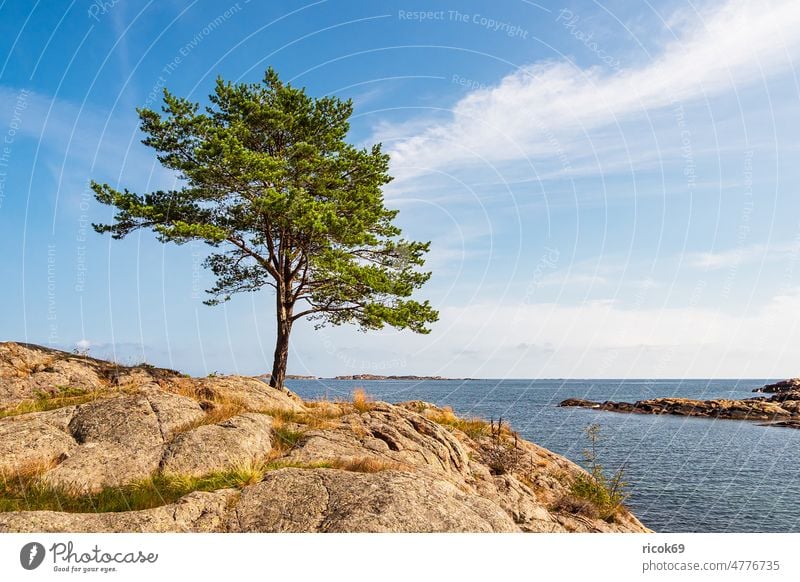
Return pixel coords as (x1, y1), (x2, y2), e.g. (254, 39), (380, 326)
(231, 468), (518, 533)
(0, 490), (239, 533)
(0, 342), (649, 533)
(753, 378), (800, 393)
(559, 392), (800, 427)
(160, 413), (273, 477)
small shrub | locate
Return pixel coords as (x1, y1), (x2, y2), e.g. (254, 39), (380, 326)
(72, 345), (91, 358)
(566, 423), (629, 522)
(481, 418), (525, 475)
(551, 492), (600, 520)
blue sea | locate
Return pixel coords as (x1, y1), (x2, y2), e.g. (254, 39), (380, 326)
(284, 378), (800, 533)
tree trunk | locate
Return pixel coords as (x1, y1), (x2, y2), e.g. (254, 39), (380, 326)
(270, 296), (293, 388)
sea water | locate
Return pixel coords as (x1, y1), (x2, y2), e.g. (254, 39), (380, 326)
(283, 378), (800, 533)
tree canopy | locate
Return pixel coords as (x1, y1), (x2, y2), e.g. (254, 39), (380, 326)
(91, 68), (438, 387)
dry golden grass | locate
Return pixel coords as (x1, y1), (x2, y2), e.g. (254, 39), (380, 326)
(425, 406), (492, 440)
(174, 400), (246, 434)
(257, 407), (303, 423)
(166, 381), (219, 403)
(351, 388), (375, 413)
(169, 386), (248, 435)
(1, 458), (58, 486)
(329, 456), (402, 473)
(0, 387), (103, 419)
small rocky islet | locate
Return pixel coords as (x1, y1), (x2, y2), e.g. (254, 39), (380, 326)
(559, 378), (800, 428)
(0, 342), (648, 533)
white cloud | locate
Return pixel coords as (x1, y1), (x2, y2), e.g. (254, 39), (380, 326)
(293, 287), (800, 378)
(381, 0), (800, 177)
(688, 242), (800, 269)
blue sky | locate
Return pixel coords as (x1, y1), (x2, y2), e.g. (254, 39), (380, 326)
(1, 0), (799, 378)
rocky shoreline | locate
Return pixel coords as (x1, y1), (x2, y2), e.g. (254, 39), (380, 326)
(559, 381), (800, 427)
(0, 342), (648, 533)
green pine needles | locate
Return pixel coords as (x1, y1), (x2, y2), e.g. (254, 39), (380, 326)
(92, 68), (438, 386)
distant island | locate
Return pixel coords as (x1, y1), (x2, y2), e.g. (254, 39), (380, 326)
(330, 374), (454, 381)
(260, 374), (462, 381)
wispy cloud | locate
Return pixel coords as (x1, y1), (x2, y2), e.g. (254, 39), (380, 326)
(688, 242), (800, 269)
(379, 0), (800, 178)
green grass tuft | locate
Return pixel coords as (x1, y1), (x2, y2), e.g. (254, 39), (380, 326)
(272, 425), (305, 453)
(0, 386), (101, 419)
(0, 467), (266, 513)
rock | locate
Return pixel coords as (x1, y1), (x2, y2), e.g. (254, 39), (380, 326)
(0, 490), (239, 532)
(559, 393), (800, 426)
(0, 412), (77, 475)
(754, 378), (800, 393)
(0, 343), (105, 405)
(68, 391), (204, 447)
(761, 419), (800, 429)
(160, 413), (273, 476)
(42, 442), (162, 493)
(558, 398), (601, 409)
(286, 403), (470, 479)
(231, 468), (519, 533)
(0, 342), (651, 533)
(194, 376), (305, 413)
(42, 391), (205, 492)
